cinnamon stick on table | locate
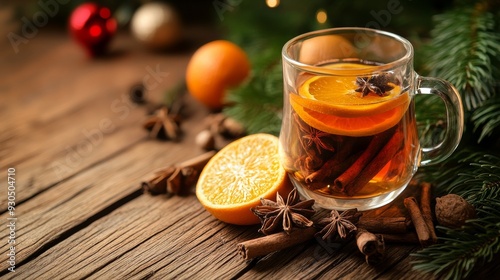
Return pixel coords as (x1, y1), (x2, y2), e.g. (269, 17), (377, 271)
(237, 227), (317, 260)
(142, 166), (177, 194)
(420, 182), (438, 243)
(357, 216), (410, 234)
(381, 232), (420, 244)
(142, 151), (216, 195)
(335, 127), (403, 196)
(404, 197), (432, 247)
(355, 228), (385, 265)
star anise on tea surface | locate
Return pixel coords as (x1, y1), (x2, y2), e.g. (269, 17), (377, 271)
(316, 208), (362, 240)
(143, 106), (181, 141)
(251, 188), (315, 235)
(355, 73), (397, 97)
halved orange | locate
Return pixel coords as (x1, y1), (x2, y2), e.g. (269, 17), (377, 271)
(291, 74), (410, 137)
(196, 133), (292, 225)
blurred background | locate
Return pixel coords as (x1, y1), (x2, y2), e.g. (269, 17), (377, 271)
(1, 0), (498, 143)
(1, 0), (456, 28)
(1, 0), (455, 51)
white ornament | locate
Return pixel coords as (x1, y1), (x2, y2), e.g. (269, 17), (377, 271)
(131, 2), (181, 49)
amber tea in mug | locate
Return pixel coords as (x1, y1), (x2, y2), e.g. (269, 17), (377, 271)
(279, 28), (464, 210)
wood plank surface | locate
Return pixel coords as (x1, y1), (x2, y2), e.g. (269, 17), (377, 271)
(0, 95), (208, 270)
(1, 29), (498, 279)
(0, 31), (191, 209)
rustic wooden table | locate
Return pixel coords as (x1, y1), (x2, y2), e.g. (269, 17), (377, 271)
(1, 29), (498, 280)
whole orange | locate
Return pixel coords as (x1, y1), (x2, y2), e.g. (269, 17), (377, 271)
(186, 40), (250, 110)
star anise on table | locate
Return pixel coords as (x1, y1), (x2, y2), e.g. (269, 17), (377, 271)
(143, 106), (181, 141)
(355, 73), (397, 97)
(316, 208), (362, 240)
(251, 188), (316, 235)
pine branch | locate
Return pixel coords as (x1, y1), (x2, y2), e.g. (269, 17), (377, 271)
(417, 149), (500, 193)
(424, 8), (500, 111)
(412, 206), (500, 280)
(223, 61), (283, 136)
(471, 96), (500, 143)
(445, 154), (500, 204)
(412, 154), (500, 279)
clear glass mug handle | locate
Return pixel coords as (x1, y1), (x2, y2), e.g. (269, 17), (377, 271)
(416, 75), (465, 166)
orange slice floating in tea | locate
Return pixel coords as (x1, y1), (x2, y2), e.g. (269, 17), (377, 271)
(291, 73), (410, 137)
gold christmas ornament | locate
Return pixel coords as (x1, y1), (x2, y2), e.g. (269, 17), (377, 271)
(131, 2), (181, 50)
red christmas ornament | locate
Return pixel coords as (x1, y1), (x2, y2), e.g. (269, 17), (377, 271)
(69, 3), (117, 57)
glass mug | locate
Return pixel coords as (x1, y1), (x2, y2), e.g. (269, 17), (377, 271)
(279, 28), (464, 210)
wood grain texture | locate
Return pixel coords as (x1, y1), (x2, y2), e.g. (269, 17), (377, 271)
(0, 31), (191, 209)
(4, 195), (207, 279)
(0, 102), (210, 271)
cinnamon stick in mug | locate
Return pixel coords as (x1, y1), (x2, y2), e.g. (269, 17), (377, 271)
(334, 127), (396, 192)
(305, 150), (360, 185)
(337, 128), (403, 196)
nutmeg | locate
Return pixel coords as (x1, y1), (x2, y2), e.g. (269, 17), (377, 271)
(435, 194), (476, 228)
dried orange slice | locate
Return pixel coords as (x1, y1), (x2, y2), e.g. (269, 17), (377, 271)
(196, 134), (292, 225)
(291, 74), (410, 137)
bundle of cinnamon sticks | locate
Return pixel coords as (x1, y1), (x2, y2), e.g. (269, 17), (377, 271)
(333, 127), (403, 196)
(292, 119), (405, 197)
